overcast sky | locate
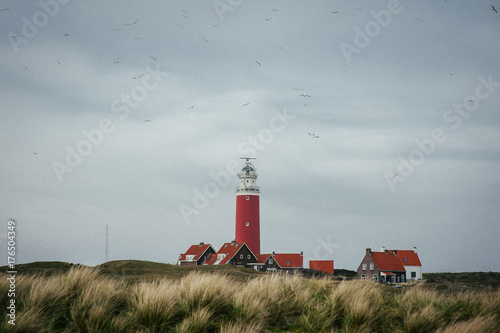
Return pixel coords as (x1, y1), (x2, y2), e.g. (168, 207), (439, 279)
(1, 0), (499, 272)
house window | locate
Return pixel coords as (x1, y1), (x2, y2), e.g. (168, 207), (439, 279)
(370, 263), (374, 270)
(246, 222), (249, 227)
(361, 274), (366, 280)
(287, 261), (290, 265)
(362, 264), (367, 271)
(401, 275), (405, 283)
(186, 255), (195, 261)
(403, 258), (407, 263)
(240, 254), (243, 259)
(254, 265), (259, 271)
(411, 272), (416, 278)
(247, 255), (251, 259)
(269, 259), (273, 265)
(246, 196), (249, 200)
(373, 274), (378, 282)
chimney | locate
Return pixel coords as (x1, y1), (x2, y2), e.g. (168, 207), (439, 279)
(413, 247), (417, 253)
(272, 251), (275, 256)
(381, 246), (386, 253)
(231, 240), (236, 244)
(300, 251), (303, 256)
(199, 242), (204, 246)
(366, 248), (372, 255)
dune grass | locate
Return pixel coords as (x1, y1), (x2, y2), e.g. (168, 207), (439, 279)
(1, 267), (499, 332)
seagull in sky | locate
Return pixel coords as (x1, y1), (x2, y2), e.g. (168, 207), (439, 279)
(145, 120), (151, 122)
(150, 56), (156, 61)
(300, 94), (311, 98)
(113, 57), (121, 64)
(272, 8), (279, 11)
(492, 5), (498, 13)
(256, 61), (261, 67)
(332, 11), (339, 14)
(264, 18), (272, 21)
(111, 28), (120, 31)
(1, 8), (10, 11)
(188, 105), (195, 110)
(415, 18), (425, 22)
(308, 133), (319, 138)
(32, 152), (37, 155)
(178, 24), (184, 29)
(242, 103), (250, 106)
(391, 173), (399, 180)
(133, 74), (145, 79)
(202, 37), (208, 43)
(64, 33), (69, 36)
(122, 19), (140, 27)
(294, 88), (303, 91)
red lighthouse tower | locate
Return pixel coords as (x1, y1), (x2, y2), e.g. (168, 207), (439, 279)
(235, 158), (260, 255)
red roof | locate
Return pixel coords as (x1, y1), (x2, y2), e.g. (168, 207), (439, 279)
(309, 260), (334, 274)
(178, 243), (214, 262)
(204, 242), (256, 265)
(382, 271), (394, 276)
(273, 253), (303, 269)
(391, 250), (422, 266)
(255, 254), (271, 264)
(371, 252), (406, 272)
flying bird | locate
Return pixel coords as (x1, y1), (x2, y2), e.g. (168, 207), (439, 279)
(32, 152), (37, 156)
(308, 133), (319, 138)
(449, 73), (456, 76)
(111, 28), (120, 31)
(242, 103), (250, 106)
(188, 105), (195, 110)
(332, 11), (339, 14)
(1, 8), (10, 11)
(300, 94), (311, 98)
(63, 33), (69, 36)
(145, 120), (151, 122)
(294, 88), (303, 91)
(133, 74), (145, 79)
(272, 8), (279, 11)
(150, 56), (156, 61)
(178, 24), (184, 29)
(256, 61), (261, 67)
(264, 18), (272, 21)
(391, 173), (399, 180)
(122, 19), (140, 27)
(415, 18), (425, 22)
(492, 5), (498, 13)
(113, 57), (121, 64)
(202, 37), (208, 43)
(10, 35), (19, 39)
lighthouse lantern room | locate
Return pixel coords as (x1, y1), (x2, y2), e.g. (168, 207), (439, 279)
(235, 158), (261, 255)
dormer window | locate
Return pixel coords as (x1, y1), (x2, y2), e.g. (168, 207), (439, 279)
(246, 196), (249, 200)
(403, 258), (407, 262)
(246, 222), (249, 227)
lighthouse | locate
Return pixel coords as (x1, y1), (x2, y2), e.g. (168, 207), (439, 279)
(235, 158), (260, 254)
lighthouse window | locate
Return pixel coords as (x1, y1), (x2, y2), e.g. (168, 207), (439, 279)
(247, 255), (251, 259)
(246, 196), (249, 200)
(240, 254), (243, 259)
(246, 222), (249, 227)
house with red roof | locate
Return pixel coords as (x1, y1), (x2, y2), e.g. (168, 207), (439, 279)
(357, 248), (406, 282)
(391, 247), (422, 280)
(309, 260), (334, 275)
(204, 241), (257, 267)
(251, 252), (303, 274)
(177, 242), (216, 266)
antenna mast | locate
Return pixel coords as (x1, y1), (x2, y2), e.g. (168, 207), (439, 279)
(105, 225), (109, 262)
